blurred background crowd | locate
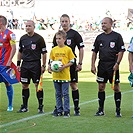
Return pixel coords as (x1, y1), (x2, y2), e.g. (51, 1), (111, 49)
(0, 0), (133, 45)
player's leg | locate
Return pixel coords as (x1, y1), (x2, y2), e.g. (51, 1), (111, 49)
(0, 66), (14, 112)
(114, 84), (122, 117)
(95, 83), (106, 116)
(70, 63), (80, 116)
(35, 82), (44, 113)
(62, 82), (70, 118)
(17, 83), (29, 113)
(70, 82), (80, 116)
(95, 61), (107, 116)
(17, 62), (30, 113)
(53, 82), (63, 116)
(32, 61), (44, 113)
(113, 71), (122, 117)
(5, 82), (14, 112)
(109, 70), (122, 117)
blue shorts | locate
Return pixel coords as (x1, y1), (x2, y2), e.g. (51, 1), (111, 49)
(0, 65), (7, 83)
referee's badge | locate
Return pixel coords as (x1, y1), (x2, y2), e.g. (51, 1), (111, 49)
(110, 42), (115, 48)
(31, 44), (36, 50)
(67, 39), (71, 45)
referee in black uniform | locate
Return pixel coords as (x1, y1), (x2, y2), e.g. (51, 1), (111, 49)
(91, 17), (125, 117)
(51, 14), (84, 116)
(17, 20), (47, 113)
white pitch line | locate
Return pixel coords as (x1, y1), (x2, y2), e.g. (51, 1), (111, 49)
(0, 90), (132, 128)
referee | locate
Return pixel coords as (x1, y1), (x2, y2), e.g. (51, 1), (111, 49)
(52, 14), (84, 116)
(91, 17), (125, 117)
(17, 20), (47, 113)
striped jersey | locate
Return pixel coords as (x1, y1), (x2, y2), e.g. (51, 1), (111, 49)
(0, 29), (16, 66)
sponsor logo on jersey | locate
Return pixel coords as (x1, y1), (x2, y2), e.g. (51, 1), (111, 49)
(110, 42), (115, 48)
(67, 39), (71, 45)
(97, 77), (104, 82)
(31, 44), (36, 50)
(21, 77), (28, 82)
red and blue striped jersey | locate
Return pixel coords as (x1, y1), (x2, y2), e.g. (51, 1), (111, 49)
(0, 29), (16, 66)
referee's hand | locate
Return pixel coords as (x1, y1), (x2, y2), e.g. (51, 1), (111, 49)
(17, 66), (21, 72)
(41, 66), (46, 73)
(91, 66), (96, 75)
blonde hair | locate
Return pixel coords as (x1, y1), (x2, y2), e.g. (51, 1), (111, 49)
(55, 30), (67, 39)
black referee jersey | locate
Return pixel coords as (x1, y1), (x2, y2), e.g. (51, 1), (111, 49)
(19, 33), (47, 61)
(92, 31), (125, 62)
(52, 29), (84, 57)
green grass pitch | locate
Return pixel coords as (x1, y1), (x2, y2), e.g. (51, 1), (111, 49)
(0, 51), (133, 133)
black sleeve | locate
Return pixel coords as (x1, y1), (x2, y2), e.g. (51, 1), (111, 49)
(75, 32), (84, 49)
(40, 36), (47, 54)
(19, 38), (23, 53)
(91, 36), (99, 53)
(117, 34), (126, 52)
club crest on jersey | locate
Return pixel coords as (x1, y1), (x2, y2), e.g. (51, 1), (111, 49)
(31, 44), (36, 50)
(67, 39), (71, 45)
(110, 42), (115, 48)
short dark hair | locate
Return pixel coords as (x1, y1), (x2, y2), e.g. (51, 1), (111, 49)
(61, 14), (70, 19)
(55, 30), (67, 39)
(104, 17), (113, 24)
(26, 20), (35, 27)
(0, 15), (7, 25)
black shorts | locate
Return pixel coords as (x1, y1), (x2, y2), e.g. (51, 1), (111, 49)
(70, 59), (78, 83)
(97, 61), (120, 84)
(20, 60), (41, 84)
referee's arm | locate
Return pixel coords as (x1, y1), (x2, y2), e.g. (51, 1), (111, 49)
(42, 53), (47, 69)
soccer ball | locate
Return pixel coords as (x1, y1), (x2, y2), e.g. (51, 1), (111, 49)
(51, 60), (63, 72)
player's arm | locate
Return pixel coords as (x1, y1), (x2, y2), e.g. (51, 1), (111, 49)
(77, 47), (84, 71)
(41, 53), (47, 73)
(48, 50), (54, 74)
(48, 59), (53, 74)
(40, 36), (47, 73)
(16, 51), (22, 71)
(91, 52), (97, 75)
(6, 44), (16, 67)
(59, 58), (75, 71)
(75, 32), (84, 71)
(113, 51), (124, 71)
(6, 33), (16, 67)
